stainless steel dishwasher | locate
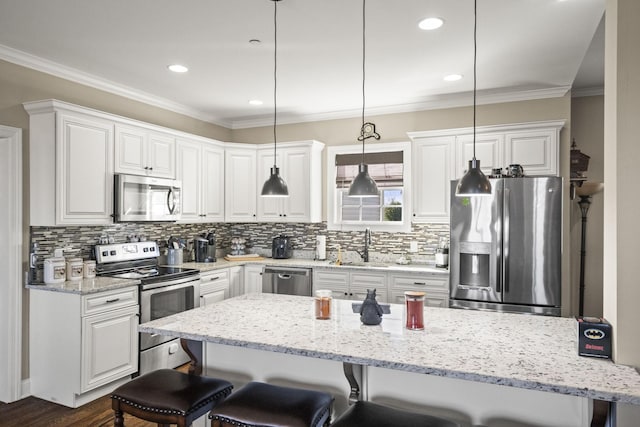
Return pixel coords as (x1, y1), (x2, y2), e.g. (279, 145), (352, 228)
(262, 266), (312, 296)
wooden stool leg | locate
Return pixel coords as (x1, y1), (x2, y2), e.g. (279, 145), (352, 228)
(113, 408), (124, 427)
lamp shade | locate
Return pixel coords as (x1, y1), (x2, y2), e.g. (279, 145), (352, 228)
(348, 163), (379, 197)
(261, 166), (289, 197)
(455, 159), (492, 196)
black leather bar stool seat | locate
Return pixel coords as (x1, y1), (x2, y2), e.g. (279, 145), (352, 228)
(209, 381), (333, 427)
(111, 369), (233, 427)
(331, 401), (460, 427)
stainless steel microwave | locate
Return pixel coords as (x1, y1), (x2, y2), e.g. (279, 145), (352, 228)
(114, 174), (181, 222)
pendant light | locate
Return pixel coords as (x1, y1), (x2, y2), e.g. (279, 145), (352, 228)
(348, 0), (380, 198)
(455, 0), (491, 197)
(261, 0), (289, 197)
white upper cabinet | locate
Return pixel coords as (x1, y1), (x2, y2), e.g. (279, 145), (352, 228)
(411, 136), (455, 223)
(115, 124), (175, 178)
(227, 140), (324, 223)
(409, 120), (564, 223)
(455, 133), (504, 177)
(25, 100), (114, 226)
(177, 137), (225, 223)
(225, 145), (258, 222)
(256, 141), (324, 223)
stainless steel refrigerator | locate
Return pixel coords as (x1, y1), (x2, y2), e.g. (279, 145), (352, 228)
(449, 177), (562, 316)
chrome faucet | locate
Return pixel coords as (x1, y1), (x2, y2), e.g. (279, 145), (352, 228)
(357, 227), (372, 262)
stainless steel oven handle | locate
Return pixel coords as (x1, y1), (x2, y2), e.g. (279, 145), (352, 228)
(141, 276), (200, 292)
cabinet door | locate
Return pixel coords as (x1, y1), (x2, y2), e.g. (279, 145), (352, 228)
(243, 265), (263, 294)
(114, 124), (147, 175)
(202, 144), (225, 221)
(282, 147), (311, 222)
(256, 148), (283, 221)
(225, 148), (257, 222)
(201, 290), (226, 306)
(504, 129), (558, 176)
(81, 305), (138, 392)
(229, 266), (244, 297)
(313, 270), (349, 300)
(455, 133), (503, 177)
(412, 136), (455, 223)
(176, 139), (202, 222)
(350, 272), (387, 302)
(148, 132), (175, 178)
(57, 113), (114, 225)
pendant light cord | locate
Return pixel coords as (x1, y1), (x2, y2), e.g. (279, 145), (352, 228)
(273, 0), (278, 166)
(473, 0), (477, 160)
(361, 0), (366, 164)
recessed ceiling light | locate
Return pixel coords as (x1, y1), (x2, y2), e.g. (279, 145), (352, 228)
(249, 99), (263, 106)
(444, 74), (463, 82)
(167, 64), (188, 73)
(249, 39), (262, 45)
(418, 17), (444, 31)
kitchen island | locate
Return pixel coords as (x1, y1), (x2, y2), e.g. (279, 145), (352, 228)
(139, 293), (640, 426)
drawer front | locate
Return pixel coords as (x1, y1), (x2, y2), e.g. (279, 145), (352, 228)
(389, 274), (447, 292)
(350, 272), (386, 288)
(200, 269), (230, 295)
(82, 286), (139, 316)
(314, 270), (349, 286)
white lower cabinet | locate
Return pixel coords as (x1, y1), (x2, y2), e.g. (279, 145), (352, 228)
(243, 264), (264, 294)
(388, 271), (449, 308)
(229, 266), (244, 297)
(200, 269), (230, 306)
(29, 286), (139, 408)
(313, 269), (388, 303)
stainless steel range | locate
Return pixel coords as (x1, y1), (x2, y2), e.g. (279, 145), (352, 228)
(95, 241), (200, 376)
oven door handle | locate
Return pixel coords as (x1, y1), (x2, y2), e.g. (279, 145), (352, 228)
(141, 276), (200, 292)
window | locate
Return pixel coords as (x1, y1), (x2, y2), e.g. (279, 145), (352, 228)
(327, 142), (412, 232)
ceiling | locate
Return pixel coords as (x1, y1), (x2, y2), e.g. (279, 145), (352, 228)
(0, 0), (605, 129)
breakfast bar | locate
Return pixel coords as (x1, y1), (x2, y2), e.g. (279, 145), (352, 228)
(139, 293), (640, 426)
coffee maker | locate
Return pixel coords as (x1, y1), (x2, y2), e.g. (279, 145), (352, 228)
(194, 236), (210, 263)
(206, 232), (216, 262)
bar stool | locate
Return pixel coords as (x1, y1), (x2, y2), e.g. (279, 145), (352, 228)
(331, 401), (461, 427)
(111, 369), (233, 427)
(209, 381), (334, 427)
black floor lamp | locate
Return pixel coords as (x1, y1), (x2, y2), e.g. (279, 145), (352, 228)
(576, 181), (604, 317)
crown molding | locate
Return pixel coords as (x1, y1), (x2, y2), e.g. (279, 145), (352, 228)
(230, 86), (571, 129)
(0, 44), (232, 128)
(571, 86), (604, 97)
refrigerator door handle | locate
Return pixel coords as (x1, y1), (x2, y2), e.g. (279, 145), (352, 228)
(503, 188), (510, 293)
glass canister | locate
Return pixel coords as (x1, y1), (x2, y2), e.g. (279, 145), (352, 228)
(83, 260), (96, 278)
(315, 289), (332, 320)
(405, 291), (425, 330)
(66, 257), (84, 281)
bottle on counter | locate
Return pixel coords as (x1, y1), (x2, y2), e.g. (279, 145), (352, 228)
(435, 237), (449, 269)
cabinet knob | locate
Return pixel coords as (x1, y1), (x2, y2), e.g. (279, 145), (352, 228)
(144, 166), (149, 170)
(149, 167), (153, 171)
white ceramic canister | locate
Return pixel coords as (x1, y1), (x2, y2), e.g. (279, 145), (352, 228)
(66, 257), (84, 281)
(44, 257), (66, 284)
(83, 260), (96, 278)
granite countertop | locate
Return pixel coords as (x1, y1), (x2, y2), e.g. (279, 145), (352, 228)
(26, 258), (448, 295)
(139, 293), (640, 405)
(180, 258), (449, 275)
(26, 276), (140, 294)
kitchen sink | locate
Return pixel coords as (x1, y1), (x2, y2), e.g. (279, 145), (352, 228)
(338, 261), (389, 268)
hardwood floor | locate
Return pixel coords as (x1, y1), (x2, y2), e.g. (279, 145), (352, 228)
(0, 393), (157, 427)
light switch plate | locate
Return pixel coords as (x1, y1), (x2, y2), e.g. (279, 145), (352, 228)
(409, 241), (418, 253)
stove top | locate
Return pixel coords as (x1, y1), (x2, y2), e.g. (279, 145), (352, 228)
(95, 241), (199, 284)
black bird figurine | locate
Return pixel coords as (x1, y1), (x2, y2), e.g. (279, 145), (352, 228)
(360, 289), (383, 325)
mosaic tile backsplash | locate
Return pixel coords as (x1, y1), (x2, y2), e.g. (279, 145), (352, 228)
(30, 222), (449, 277)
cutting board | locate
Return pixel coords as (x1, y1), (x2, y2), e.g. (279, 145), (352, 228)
(224, 254), (265, 261)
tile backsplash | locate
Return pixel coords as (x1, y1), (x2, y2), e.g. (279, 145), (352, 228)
(30, 221), (449, 273)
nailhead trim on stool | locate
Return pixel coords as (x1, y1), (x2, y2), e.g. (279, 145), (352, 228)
(331, 401), (461, 427)
(209, 382), (334, 427)
(111, 369), (233, 427)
